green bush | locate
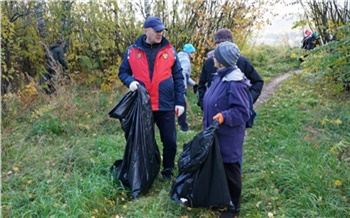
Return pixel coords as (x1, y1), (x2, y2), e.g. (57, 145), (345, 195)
(302, 23), (350, 93)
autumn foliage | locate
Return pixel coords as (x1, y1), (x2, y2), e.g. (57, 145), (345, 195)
(1, 0), (275, 94)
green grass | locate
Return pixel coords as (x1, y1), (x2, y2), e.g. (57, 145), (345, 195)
(245, 45), (302, 83)
(242, 74), (350, 217)
(2, 55), (349, 217)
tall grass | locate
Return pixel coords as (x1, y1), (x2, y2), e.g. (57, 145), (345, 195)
(2, 45), (349, 217)
(242, 45), (303, 82)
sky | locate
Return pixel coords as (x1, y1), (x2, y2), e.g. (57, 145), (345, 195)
(255, 3), (304, 47)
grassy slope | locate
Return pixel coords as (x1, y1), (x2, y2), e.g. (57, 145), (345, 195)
(2, 48), (349, 217)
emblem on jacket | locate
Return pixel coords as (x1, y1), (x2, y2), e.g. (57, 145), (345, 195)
(162, 52), (168, 59)
(136, 52), (142, 59)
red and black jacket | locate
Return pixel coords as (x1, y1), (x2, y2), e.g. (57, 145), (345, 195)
(118, 34), (185, 111)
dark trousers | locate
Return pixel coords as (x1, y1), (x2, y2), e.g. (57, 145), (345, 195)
(223, 162), (242, 212)
(39, 71), (52, 85)
(39, 69), (56, 94)
(177, 92), (188, 131)
(177, 102), (188, 131)
(153, 111), (177, 170)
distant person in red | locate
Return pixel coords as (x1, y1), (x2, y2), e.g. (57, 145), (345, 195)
(301, 29), (312, 50)
(300, 29), (321, 62)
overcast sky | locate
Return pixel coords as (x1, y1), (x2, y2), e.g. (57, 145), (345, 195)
(255, 3), (304, 47)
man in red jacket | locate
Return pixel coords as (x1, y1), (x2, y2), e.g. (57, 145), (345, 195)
(118, 16), (186, 180)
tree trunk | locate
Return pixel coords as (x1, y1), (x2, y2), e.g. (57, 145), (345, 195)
(34, 0), (46, 38)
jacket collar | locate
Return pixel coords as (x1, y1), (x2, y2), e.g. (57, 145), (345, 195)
(134, 34), (169, 50)
(218, 67), (245, 81)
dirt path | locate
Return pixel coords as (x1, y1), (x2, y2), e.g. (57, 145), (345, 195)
(254, 70), (303, 108)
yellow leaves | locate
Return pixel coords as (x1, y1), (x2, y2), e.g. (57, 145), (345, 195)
(108, 200), (115, 206)
(330, 140), (348, 159)
(22, 82), (38, 96)
(79, 123), (91, 130)
(7, 167), (19, 177)
(334, 180), (342, 186)
(290, 53), (297, 58)
(332, 119), (342, 125)
(31, 104), (55, 120)
(321, 116), (342, 126)
(101, 83), (113, 92)
(91, 209), (99, 218)
(268, 212), (274, 218)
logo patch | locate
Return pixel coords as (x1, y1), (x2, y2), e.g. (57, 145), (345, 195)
(162, 52), (168, 59)
(136, 52), (142, 59)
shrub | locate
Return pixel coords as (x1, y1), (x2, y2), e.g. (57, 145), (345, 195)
(302, 23), (350, 93)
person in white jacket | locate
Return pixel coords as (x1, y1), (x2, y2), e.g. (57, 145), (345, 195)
(177, 43), (196, 132)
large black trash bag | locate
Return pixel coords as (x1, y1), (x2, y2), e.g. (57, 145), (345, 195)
(170, 120), (231, 208)
(108, 86), (161, 199)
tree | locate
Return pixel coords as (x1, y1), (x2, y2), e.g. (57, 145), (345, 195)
(297, 0), (350, 43)
(1, 0), (277, 93)
(294, 0), (350, 93)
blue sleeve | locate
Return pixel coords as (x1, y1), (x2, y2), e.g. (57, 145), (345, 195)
(172, 49), (186, 106)
(118, 47), (136, 88)
(179, 55), (191, 75)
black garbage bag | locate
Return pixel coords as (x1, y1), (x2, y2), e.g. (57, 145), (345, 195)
(170, 120), (231, 208)
(108, 86), (161, 199)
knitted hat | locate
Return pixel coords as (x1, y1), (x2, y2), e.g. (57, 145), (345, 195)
(183, 44), (196, 53)
(143, 16), (167, 31)
(214, 28), (233, 44)
(214, 41), (240, 67)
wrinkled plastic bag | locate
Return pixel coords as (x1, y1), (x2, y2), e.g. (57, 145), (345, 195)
(170, 120), (231, 208)
(108, 86), (161, 199)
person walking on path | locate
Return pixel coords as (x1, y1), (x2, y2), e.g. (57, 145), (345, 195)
(118, 16), (186, 180)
